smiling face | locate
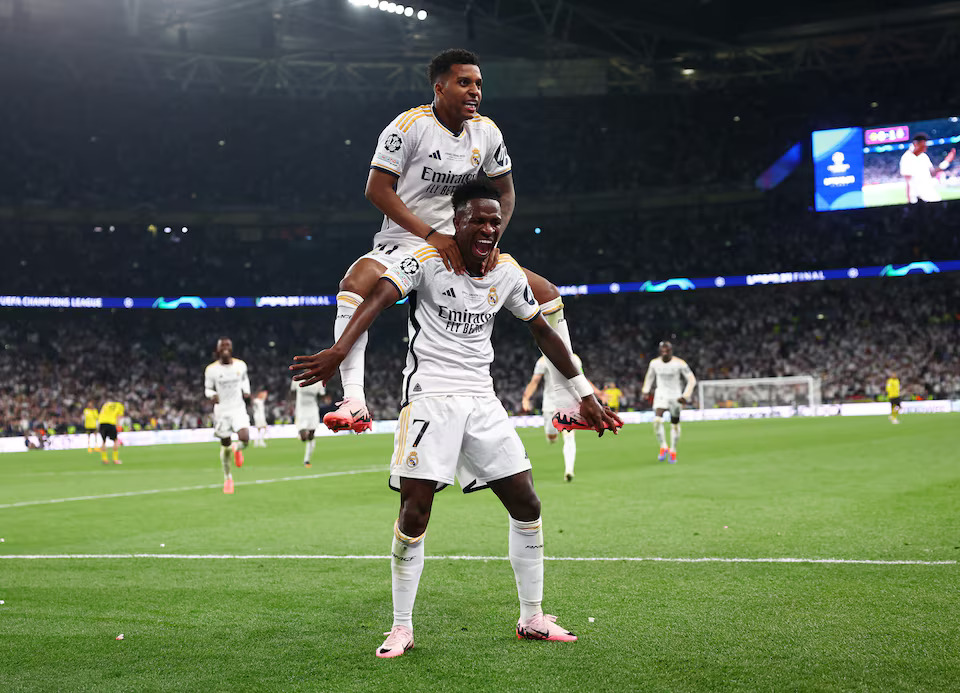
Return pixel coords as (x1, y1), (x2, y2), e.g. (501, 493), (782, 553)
(453, 197), (502, 273)
(435, 63), (482, 125)
(913, 138), (928, 154)
(216, 338), (233, 363)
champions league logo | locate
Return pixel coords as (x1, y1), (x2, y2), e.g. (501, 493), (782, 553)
(384, 134), (402, 153)
(399, 257), (419, 275)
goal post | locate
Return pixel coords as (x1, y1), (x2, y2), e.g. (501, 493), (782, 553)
(698, 375), (821, 415)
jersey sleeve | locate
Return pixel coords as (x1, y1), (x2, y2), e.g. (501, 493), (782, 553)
(641, 362), (656, 394)
(381, 253), (426, 298)
(899, 152), (911, 176)
(481, 121), (511, 179)
(679, 360), (697, 399)
(370, 116), (416, 177)
(240, 362), (251, 397)
(204, 365), (217, 399)
(504, 268), (540, 322)
(533, 356), (548, 377)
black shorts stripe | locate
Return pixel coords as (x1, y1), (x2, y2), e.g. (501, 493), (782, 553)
(401, 291), (422, 408)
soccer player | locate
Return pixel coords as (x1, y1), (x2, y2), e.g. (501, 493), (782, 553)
(642, 341), (697, 463)
(251, 390), (269, 447)
(97, 399), (124, 465)
(886, 372), (902, 424)
(82, 400), (99, 453)
(204, 337), (251, 494)
(900, 133), (956, 204)
(324, 48), (579, 434)
(291, 181), (621, 659)
(521, 354), (600, 482)
(602, 381), (623, 412)
(290, 378), (325, 467)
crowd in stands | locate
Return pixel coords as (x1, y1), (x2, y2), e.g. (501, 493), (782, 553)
(2, 274), (956, 437)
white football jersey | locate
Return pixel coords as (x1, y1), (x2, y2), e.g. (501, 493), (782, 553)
(533, 353), (582, 410)
(899, 149), (941, 203)
(204, 359), (251, 411)
(382, 248), (539, 404)
(369, 104), (511, 247)
(290, 378), (325, 415)
(642, 357), (696, 399)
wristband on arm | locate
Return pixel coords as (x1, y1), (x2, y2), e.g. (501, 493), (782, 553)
(425, 228), (437, 240)
(569, 374), (594, 399)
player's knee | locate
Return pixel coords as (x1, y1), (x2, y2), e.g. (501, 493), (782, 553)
(525, 270), (560, 304)
(219, 437), (232, 447)
(653, 416), (663, 426)
(237, 429), (249, 442)
(299, 431), (308, 442)
(398, 502), (431, 537)
(513, 493), (541, 522)
(339, 260), (381, 297)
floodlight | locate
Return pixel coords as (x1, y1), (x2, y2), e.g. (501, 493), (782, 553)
(404, 6), (413, 15)
(417, 9), (426, 19)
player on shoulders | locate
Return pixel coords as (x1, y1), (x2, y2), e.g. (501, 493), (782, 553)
(204, 338), (251, 494)
(290, 378), (325, 467)
(325, 48), (579, 434)
(251, 391), (269, 447)
(642, 341), (696, 463)
(886, 372), (902, 424)
(291, 181), (621, 659)
(522, 354), (601, 482)
(97, 399), (125, 465)
(82, 400), (99, 453)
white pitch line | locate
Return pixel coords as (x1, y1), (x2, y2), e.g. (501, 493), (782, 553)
(0, 554), (953, 566)
(0, 467), (384, 510)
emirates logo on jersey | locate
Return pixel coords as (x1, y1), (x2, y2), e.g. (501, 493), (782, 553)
(471, 147), (481, 166)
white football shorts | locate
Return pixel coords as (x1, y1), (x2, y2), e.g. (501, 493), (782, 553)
(389, 395), (531, 493)
(356, 233), (431, 271)
(654, 394), (683, 422)
(214, 406), (251, 439)
(252, 412), (268, 428)
(294, 405), (321, 432)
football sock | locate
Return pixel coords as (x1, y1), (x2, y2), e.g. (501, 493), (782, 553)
(540, 298), (578, 409)
(335, 291), (368, 404)
(654, 417), (666, 447)
(113, 447), (119, 461)
(101, 448), (108, 463)
(220, 446), (232, 478)
(509, 516), (544, 622)
(303, 439), (315, 463)
(670, 423), (681, 451)
(562, 430), (576, 476)
(391, 521), (425, 630)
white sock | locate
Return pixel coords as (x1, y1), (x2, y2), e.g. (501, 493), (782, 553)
(540, 299), (578, 410)
(335, 291), (368, 404)
(654, 417), (666, 447)
(670, 424), (680, 451)
(220, 446), (232, 479)
(562, 431), (576, 476)
(391, 521), (425, 630)
(304, 439), (315, 463)
(509, 516), (544, 622)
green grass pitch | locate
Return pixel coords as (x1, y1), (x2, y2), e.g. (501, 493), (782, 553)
(862, 181), (960, 207)
(2, 416), (959, 692)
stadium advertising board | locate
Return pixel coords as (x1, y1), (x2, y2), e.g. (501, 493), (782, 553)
(813, 116), (960, 211)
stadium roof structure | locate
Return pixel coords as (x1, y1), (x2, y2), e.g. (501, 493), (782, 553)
(1, 0), (959, 97)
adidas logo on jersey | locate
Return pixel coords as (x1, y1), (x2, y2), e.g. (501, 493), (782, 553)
(412, 383), (422, 393)
(429, 150), (442, 160)
(442, 288), (456, 298)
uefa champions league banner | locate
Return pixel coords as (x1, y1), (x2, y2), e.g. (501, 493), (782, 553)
(1, 401), (956, 453)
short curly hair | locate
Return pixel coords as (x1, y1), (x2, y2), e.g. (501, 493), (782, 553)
(451, 179), (501, 213)
(428, 48), (480, 85)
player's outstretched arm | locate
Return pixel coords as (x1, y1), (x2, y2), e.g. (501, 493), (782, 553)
(290, 278), (401, 387)
(365, 169), (465, 274)
(527, 315), (621, 435)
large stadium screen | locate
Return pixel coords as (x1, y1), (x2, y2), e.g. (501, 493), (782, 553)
(812, 116), (960, 211)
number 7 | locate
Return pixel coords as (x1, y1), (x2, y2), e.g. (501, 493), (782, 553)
(411, 419), (430, 447)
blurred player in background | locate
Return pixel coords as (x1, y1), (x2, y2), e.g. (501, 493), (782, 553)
(522, 354), (600, 482)
(204, 337), (251, 494)
(601, 381), (623, 412)
(82, 400), (99, 453)
(251, 390), (269, 447)
(900, 133), (956, 204)
(291, 181), (621, 658)
(324, 48), (579, 434)
(290, 378), (325, 468)
(98, 399), (124, 465)
(887, 372), (902, 424)
(642, 341), (697, 463)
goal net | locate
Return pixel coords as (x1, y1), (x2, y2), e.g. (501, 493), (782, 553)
(697, 376), (821, 414)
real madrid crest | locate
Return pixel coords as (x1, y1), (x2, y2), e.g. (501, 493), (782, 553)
(487, 287), (499, 306)
(471, 147), (481, 166)
(405, 451), (419, 469)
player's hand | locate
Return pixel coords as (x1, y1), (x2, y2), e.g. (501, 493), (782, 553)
(946, 148), (956, 164)
(578, 396), (622, 437)
(481, 246), (500, 276)
(290, 348), (344, 387)
(427, 232), (465, 275)
(677, 397), (687, 405)
(521, 398), (532, 414)
(211, 395), (220, 405)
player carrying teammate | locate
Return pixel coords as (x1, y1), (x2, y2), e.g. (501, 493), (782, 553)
(642, 341), (697, 463)
(82, 400), (99, 453)
(900, 133), (955, 204)
(204, 338), (251, 494)
(291, 181), (621, 659)
(251, 390), (269, 447)
(521, 353), (600, 482)
(98, 399), (124, 465)
(323, 48), (579, 434)
(886, 372), (902, 424)
(290, 378), (325, 467)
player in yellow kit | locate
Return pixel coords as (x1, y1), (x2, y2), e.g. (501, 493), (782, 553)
(886, 374), (901, 424)
(601, 382), (623, 412)
(82, 401), (100, 452)
(98, 400), (124, 464)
